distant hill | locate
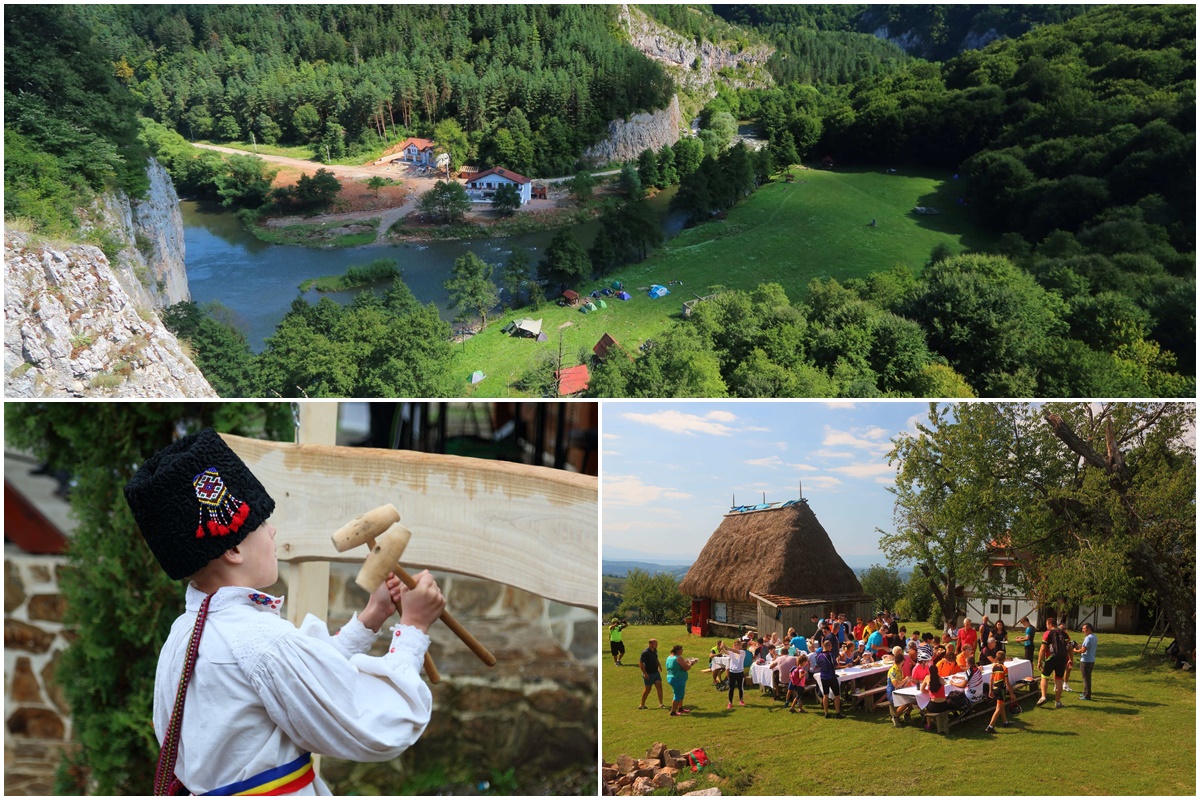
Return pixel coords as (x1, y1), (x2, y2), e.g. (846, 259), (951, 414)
(602, 560), (692, 580)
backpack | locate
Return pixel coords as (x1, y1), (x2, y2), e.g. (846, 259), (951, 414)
(1048, 628), (1068, 658)
(686, 748), (710, 772)
(790, 666), (804, 686)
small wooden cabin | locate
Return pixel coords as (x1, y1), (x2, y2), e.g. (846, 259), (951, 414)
(679, 499), (873, 639)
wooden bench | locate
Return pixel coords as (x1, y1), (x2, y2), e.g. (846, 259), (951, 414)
(850, 685), (888, 712)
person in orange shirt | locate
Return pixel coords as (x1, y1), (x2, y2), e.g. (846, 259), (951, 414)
(937, 642), (963, 677)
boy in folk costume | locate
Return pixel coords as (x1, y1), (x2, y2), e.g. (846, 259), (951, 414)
(125, 428), (446, 795)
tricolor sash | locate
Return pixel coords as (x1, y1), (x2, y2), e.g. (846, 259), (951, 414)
(203, 753), (315, 796)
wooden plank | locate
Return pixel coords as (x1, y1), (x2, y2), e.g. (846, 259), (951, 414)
(221, 433), (597, 610)
(284, 405), (337, 629)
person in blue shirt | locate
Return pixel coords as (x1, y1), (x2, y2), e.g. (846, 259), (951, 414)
(791, 632), (808, 655)
(1073, 623), (1097, 700)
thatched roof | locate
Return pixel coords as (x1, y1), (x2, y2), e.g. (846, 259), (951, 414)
(679, 501), (866, 603)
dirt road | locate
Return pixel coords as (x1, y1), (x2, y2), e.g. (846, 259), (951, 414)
(191, 141), (586, 242)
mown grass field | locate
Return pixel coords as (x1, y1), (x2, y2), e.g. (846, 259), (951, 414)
(603, 624), (1196, 795)
(450, 166), (988, 396)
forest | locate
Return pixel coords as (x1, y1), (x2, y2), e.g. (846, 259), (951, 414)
(75, 5), (672, 177)
(630, 3), (1194, 398)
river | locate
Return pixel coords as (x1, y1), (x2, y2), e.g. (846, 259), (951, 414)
(182, 188), (682, 351)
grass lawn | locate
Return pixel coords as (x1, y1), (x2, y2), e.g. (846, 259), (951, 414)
(602, 624), (1196, 795)
(450, 165), (991, 397)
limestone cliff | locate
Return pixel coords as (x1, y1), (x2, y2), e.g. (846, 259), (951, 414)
(4, 231), (216, 398)
(618, 4), (774, 104)
(81, 158), (190, 309)
(583, 94), (683, 166)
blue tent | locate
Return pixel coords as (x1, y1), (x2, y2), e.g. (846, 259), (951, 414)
(469, 370), (486, 384)
(648, 285), (670, 299)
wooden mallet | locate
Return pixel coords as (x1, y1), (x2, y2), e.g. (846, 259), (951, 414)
(331, 505), (497, 677)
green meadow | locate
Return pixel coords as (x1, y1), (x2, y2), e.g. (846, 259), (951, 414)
(450, 167), (989, 396)
(602, 624), (1196, 796)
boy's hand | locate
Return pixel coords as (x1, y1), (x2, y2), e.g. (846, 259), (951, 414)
(360, 573), (403, 633)
(398, 569), (446, 633)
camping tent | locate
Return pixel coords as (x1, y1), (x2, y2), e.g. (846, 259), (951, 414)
(581, 301), (597, 313)
(536, 332), (548, 342)
(616, 291), (632, 301)
(511, 318), (543, 337)
(648, 285), (670, 299)
(597, 299), (607, 309)
(469, 371), (486, 384)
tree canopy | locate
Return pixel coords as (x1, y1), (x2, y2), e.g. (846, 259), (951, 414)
(881, 402), (1196, 655)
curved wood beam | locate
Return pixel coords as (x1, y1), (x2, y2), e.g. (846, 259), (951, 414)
(222, 433), (597, 610)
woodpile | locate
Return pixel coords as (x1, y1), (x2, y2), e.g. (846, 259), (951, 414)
(601, 742), (720, 796)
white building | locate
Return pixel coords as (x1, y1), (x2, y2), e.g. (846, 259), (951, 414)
(963, 544), (1139, 633)
(463, 167), (532, 205)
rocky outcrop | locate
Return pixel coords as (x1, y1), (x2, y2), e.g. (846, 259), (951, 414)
(4, 231), (216, 398)
(81, 158), (189, 309)
(618, 4), (773, 102)
(584, 94), (683, 165)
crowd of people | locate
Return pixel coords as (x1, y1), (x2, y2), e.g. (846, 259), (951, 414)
(628, 611), (1100, 735)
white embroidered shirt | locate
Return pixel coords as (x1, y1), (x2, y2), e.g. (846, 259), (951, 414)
(153, 584), (432, 795)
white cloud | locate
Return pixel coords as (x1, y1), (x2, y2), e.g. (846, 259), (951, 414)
(746, 456), (785, 467)
(807, 476), (844, 491)
(707, 410), (738, 423)
(824, 401), (857, 409)
(602, 432), (621, 440)
(604, 474), (690, 506)
(828, 462), (897, 479)
(622, 410), (737, 436)
(822, 426), (894, 455)
(814, 449), (854, 459)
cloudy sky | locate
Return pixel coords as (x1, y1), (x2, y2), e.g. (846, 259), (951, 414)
(602, 401), (938, 565)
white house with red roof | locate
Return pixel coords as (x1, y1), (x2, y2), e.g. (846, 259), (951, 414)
(395, 137), (438, 165)
(462, 167), (532, 205)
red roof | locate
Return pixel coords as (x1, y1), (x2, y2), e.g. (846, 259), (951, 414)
(400, 137), (437, 151)
(557, 364), (590, 396)
(593, 332), (619, 359)
(562, 290), (580, 302)
(463, 166), (531, 185)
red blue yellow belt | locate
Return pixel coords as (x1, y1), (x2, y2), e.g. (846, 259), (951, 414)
(202, 752), (315, 796)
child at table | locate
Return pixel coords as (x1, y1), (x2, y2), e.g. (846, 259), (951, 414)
(985, 649), (1014, 733)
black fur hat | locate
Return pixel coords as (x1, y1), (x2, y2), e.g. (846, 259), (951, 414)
(124, 428), (275, 580)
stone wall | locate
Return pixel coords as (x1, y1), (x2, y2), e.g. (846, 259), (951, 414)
(318, 563), (598, 792)
(4, 550), (73, 796)
(3, 231), (216, 398)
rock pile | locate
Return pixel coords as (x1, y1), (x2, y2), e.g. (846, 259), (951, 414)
(601, 741), (721, 796)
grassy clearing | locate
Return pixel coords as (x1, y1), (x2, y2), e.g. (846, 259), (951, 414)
(450, 166), (986, 396)
(248, 218), (379, 248)
(388, 206), (594, 242)
(298, 259), (400, 292)
(602, 624), (1195, 795)
(197, 139), (390, 166)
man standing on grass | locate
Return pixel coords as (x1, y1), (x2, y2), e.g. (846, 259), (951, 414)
(609, 618), (627, 666)
(1073, 623), (1097, 700)
(813, 638), (844, 719)
(957, 617), (979, 661)
(1037, 616), (1069, 708)
(638, 639), (664, 710)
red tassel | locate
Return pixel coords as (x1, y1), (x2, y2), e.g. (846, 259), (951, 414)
(232, 502), (250, 529)
(196, 525), (205, 538)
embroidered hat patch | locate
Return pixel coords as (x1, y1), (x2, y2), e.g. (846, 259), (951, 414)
(124, 428), (275, 580)
(193, 468), (251, 538)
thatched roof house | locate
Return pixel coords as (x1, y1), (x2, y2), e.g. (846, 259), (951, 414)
(680, 499), (874, 638)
